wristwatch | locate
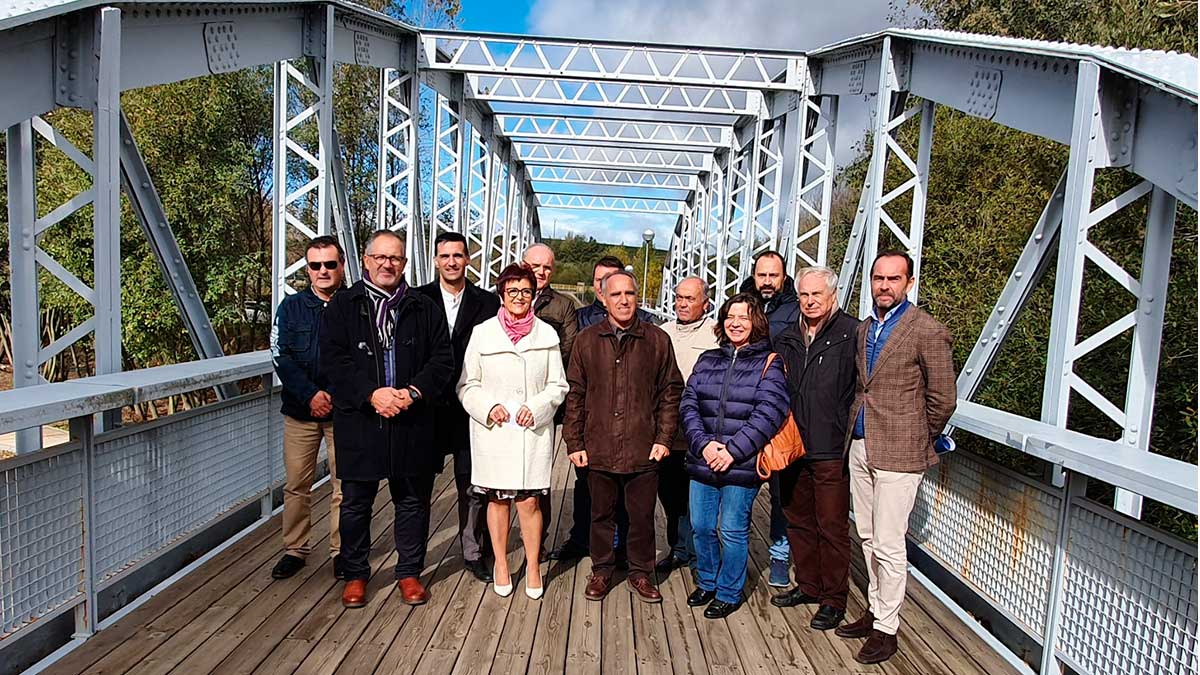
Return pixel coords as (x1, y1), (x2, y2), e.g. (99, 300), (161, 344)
(406, 386), (422, 401)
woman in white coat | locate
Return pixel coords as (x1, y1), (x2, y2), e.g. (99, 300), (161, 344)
(457, 263), (568, 599)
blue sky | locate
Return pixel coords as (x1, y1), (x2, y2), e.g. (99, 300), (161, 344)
(453, 0), (907, 247)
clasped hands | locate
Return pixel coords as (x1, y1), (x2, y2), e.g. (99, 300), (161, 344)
(488, 403), (534, 428)
(308, 390), (333, 418)
(369, 387), (414, 418)
(568, 443), (668, 468)
(701, 440), (735, 473)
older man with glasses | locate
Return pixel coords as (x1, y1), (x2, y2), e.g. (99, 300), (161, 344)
(320, 230), (454, 608)
(270, 235), (347, 581)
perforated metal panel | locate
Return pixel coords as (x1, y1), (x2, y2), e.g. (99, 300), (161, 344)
(907, 451), (1060, 636)
(269, 390), (285, 488)
(1056, 499), (1199, 675)
(92, 394), (272, 582)
(0, 449), (84, 637)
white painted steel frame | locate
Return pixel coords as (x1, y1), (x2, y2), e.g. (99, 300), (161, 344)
(466, 74), (763, 115)
(536, 193), (685, 215)
(496, 113), (732, 149)
(525, 165), (697, 190)
(421, 31), (802, 90)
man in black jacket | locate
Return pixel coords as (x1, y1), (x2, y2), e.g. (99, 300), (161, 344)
(770, 266), (859, 632)
(416, 232), (500, 583)
(320, 230), (454, 609)
(270, 235), (345, 581)
(742, 249), (801, 586)
(576, 255), (658, 330)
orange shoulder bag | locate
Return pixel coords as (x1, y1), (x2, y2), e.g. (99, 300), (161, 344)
(755, 353), (805, 479)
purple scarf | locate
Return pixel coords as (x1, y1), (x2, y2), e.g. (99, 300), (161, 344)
(363, 273), (408, 349)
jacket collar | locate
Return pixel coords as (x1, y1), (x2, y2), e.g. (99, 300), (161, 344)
(858, 305), (919, 383)
(475, 317), (559, 354)
(598, 315), (645, 338)
(778, 308), (850, 346)
(346, 279), (423, 313)
(719, 338), (772, 359)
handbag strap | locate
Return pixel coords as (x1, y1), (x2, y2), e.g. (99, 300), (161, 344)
(760, 352), (785, 378)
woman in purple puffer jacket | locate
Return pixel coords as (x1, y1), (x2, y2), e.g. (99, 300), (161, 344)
(679, 292), (791, 619)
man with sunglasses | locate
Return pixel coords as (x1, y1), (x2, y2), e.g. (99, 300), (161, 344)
(321, 230), (454, 608)
(270, 235), (346, 581)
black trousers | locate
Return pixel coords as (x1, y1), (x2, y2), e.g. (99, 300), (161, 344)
(340, 473), (435, 581)
(567, 465), (628, 551)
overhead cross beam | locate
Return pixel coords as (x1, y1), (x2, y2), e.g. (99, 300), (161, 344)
(421, 31), (803, 90)
(496, 113), (733, 149)
(525, 165), (698, 190)
(467, 74), (764, 115)
(536, 193), (685, 215)
(514, 142), (712, 172)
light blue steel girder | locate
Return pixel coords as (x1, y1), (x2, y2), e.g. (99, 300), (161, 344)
(495, 113), (733, 149)
(525, 165), (698, 190)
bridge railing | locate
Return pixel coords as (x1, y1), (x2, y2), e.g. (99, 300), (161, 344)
(0, 353), (278, 643)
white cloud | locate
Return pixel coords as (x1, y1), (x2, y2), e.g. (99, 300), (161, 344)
(539, 208), (677, 248)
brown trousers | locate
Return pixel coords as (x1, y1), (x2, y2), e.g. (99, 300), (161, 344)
(282, 415), (341, 558)
(588, 468), (657, 579)
(780, 457), (851, 609)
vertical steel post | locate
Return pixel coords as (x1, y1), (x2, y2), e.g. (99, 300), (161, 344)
(7, 120), (42, 452)
(1042, 61), (1102, 431)
(1038, 470), (1086, 675)
(815, 96), (838, 267)
(92, 8), (122, 389)
(70, 415), (98, 637)
(1115, 187), (1178, 517)
(857, 36), (897, 318)
(907, 99), (935, 301)
(271, 61), (288, 315)
(314, 5), (334, 238)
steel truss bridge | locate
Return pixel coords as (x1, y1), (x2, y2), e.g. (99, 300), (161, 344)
(0, 3), (1196, 675)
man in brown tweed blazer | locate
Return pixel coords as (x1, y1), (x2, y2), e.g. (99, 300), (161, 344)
(834, 250), (957, 665)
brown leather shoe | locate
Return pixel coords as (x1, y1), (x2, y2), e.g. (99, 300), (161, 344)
(834, 611), (875, 639)
(342, 580), (367, 608)
(584, 574), (613, 601)
(854, 629), (898, 664)
(398, 577), (429, 605)
(627, 575), (662, 603)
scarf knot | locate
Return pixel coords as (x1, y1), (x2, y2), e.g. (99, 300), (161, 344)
(499, 307), (535, 344)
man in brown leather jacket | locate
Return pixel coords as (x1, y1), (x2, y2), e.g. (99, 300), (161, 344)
(563, 270), (683, 604)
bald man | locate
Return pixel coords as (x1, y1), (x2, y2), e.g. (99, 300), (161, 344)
(524, 243), (577, 560)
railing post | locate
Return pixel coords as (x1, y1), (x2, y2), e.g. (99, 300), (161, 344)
(261, 373), (275, 518)
(6, 119), (42, 454)
(1039, 469), (1086, 675)
(70, 415), (98, 637)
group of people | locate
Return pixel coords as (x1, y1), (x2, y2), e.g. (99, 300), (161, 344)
(269, 229), (957, 665)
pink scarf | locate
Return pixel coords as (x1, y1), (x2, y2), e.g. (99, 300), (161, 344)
(499, 307), (535, 344)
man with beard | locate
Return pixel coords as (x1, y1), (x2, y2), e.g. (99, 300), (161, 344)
(834, 250), (956, 665)
(742, 250), (800, 587)
(417, 232), (500, 583)
(321, 230), (454, 608)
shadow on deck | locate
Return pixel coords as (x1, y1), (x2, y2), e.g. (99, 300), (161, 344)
(45, 440), (1019, 675)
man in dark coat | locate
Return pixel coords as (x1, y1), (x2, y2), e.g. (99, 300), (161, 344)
(416, 232), (500, 584)
(563, 270), (683, 604)
(576, 255), (659, 329)
(741, 250), (800, 586)
(320, 230), (454, 609)
(770, 266), (859, 632)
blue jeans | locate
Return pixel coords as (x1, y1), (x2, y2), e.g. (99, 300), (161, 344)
(769, 474), (791, 561)
(689, 480), (759, 604)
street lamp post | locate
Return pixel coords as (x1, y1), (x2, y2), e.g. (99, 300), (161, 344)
(641, 229), (654, 305)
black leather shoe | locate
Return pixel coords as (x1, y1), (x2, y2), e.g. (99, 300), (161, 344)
(687, 588), (716, 607)
(854, 629), (898, 664)
(655, 556), (687, 576)
(332, 554), (346, 581)
(703, 600), (740, 619)
(548, 541), (589, 561)
(770, 587), (820, 608)
(464, 558), (493, 583)
(271, 554), (305, 579)
(810, 604), (845, 630)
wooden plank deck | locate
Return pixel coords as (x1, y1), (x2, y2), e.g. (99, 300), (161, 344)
(48, 441), (1019, 675)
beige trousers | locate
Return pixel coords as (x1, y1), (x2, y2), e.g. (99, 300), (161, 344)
(282, 415), (342, 558)
(848, 439), (923, 635)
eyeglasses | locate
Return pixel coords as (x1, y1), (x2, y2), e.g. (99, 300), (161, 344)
(307, 260), (340, 271)
(366, 253), (406, 266)
(504, 288), (535, 299)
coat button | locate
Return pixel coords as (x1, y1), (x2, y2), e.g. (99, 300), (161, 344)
(615, 359), (620, 364)
(614, 411), (620, 417)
